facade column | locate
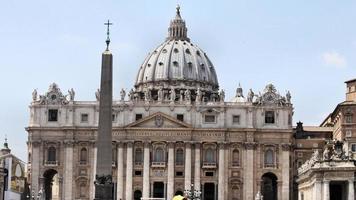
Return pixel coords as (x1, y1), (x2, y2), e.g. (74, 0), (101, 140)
(117, 142), (124, 200)
(125, 141), (133, 200)
(281, 144), (290, 200)
(218, 143), (225, 200)
(167, 142), (175, 200)
(313, 180), (321, 200)
(31, 141), (41, 195)
(64, 140), (74, 200)
(348, 179), (354, 200)
(322, 180), (329, 200)
(90, 142), (97, 200)
(184, 142), (192, 190)
(194, 142), (201, 192)
(142, 141), (151, 199)
(243, 142), (255, 200)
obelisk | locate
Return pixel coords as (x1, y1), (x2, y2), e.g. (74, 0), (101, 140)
(94, 20), (113, 200)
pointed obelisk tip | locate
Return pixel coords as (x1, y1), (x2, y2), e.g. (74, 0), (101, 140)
(104, 19), (113, 51)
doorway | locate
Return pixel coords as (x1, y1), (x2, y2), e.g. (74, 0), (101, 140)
(261, 172), (278, 200)
(203, 183), (215, 200)
(43, 169), (59, 200)
(134, 190), (142, 200)
(330, 181), (347, 200)
(153, 182), (164, 198)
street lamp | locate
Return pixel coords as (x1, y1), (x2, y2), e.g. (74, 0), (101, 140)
(184, 184), (201, 200)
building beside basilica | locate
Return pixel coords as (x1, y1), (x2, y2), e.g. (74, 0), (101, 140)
(25, 5), (356, 200)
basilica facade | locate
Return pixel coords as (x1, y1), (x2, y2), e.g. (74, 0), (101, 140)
(26, 6), (355, 200)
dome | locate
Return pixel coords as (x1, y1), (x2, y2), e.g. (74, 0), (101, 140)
(134, 5), (219, 93)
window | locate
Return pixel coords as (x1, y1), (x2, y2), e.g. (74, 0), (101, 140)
(232, 149), (240, 166)
(205, 171), (214, 176)
(112, 114), (116, 122)
(175, 148), (184, 165)
(177, 114), (184, 122)
(154, 147), (164, 162)
(205, 148), (215, 163)
(80, 148), (88, 164)
(346, 115), (353, 123)
(232, 115), (240, 124)
(297, 160), (303, 168)
(135, 148), (143, 165)
(136, 114), (143, 121)
(204, 115), (216, 123)
(48, 109), (58, 122)
(135, 170), (142, 176)
(176, 171), (183, 176)
(351, 144), (356, 152)
(264, 149), (274, 167)
(81, 114), (88, 122)
(48, 147), (56, 162)
(265, 111), (275, 124)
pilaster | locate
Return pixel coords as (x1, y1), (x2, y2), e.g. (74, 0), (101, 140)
(142, 141), (150, 199)
(117, 142), (124, 200)
(184, 142), (192, 191)
(125, 141), (133, 200)
(167, 142), (175, 199)
(243, 142), (256, 200)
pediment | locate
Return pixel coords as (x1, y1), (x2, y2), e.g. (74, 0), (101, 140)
(125, 112), (191, 129)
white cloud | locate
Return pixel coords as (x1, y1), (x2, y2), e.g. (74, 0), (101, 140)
(321, 51), (347, 68)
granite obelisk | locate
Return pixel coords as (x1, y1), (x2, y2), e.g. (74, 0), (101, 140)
(94, 20), (113, 200)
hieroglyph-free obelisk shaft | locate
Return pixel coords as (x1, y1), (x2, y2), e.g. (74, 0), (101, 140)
(94, 20), (113, 200)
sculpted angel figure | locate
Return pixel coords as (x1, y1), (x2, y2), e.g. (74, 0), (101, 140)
(286, 90), (291, 103)
(170, 88), (176, 102)
(157, 87), (163, 102)
(128, 89), (134, 101)
(196, 88), (202, 102)
(219, 89), (225, 102)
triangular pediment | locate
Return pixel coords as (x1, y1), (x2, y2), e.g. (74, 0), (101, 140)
(125, 112), (191, 129)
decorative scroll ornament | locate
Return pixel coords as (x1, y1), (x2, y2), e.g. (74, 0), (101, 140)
(37, 83), (69, 105)
(254, 84), (291, 106)
(94, 175), (112, 185)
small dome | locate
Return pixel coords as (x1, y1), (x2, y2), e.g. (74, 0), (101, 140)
(134, 5), (219, 92)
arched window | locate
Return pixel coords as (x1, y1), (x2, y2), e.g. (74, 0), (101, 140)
(135, 148), (143, 164)
(175, 148), (184, 165)
(264, 149), (274, 167)
(155, 147), (164, 162)
(48, 147), (56, 162)
(205, 148), (215, 163)
(232, 149), (240, 166)
(80, 148), (87, 163)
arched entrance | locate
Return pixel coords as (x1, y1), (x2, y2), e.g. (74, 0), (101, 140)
(134, 190), (142, 200)
(261, 172), (278, 200)
(43, 169), (60, 200)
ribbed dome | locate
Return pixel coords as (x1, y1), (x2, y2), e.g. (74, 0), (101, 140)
(134, 5), (219, 92)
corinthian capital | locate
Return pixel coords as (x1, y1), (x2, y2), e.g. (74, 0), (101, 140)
(281, 143), (292, 151)
(244, 142), (257, 150)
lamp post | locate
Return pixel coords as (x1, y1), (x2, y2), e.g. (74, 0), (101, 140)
(184, 184), (201, 200)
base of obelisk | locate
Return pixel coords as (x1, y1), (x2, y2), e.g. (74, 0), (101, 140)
(94, 184), (113, 200)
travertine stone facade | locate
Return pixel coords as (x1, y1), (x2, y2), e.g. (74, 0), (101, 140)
(25, 5), (300, 200)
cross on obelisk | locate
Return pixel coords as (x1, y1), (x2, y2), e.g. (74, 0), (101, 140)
(94, 19), (114, 200)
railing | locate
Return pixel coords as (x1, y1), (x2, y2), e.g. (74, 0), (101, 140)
(175, 161), (184, 166)
(202, 162), (216, 168)
(135, 161), (143, 166)
(79, 161), (87, 165)
(151, 162), (166, 168)
(264, 163), (275, 168)
(231, 162), (240, 167)
(45, 161), (59, 166)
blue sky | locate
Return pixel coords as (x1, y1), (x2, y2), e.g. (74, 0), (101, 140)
(0, 0), (355, 160)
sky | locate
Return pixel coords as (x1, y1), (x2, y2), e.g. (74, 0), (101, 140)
(0, 0), (355, 161)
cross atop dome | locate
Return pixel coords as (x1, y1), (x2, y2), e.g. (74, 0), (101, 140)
(167, 5), (190, 41)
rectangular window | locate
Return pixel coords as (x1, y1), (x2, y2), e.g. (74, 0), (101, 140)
(205, 171), (214, 177)
(112, 114), (116, 122)
(136, 114), (143, 121)
(81, 114), (88, 122)
(204, 115), (216, 123)
(48, 109), (58, 122)
(175, 171), (183, 177)
(232, 115), (240, 124)
(134, 170), (142, 176)
(351, 144), (356, 152)
(177, 114), (184, 122)
(265, 111), (275, 124)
